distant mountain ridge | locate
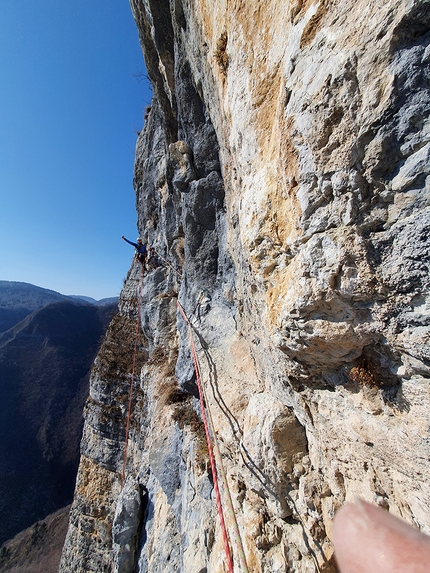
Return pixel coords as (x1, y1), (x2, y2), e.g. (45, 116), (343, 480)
(0, 297), (117, 545)
(0, 281), (118, 333)
(68, 294), (119, 306)
(0, 281), (68, 310)
(0, 280), (118, 545)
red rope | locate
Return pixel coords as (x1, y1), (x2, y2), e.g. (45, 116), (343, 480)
(177, 301), (234, 573)
(120, 275), (235, 570)
(121, 269), (145, 487)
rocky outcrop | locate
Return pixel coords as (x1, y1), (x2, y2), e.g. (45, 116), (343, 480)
(60, 0), (430, 571)
(0, 506), (70, 573)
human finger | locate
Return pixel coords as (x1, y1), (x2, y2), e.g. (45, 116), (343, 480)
(333, 499), (430, 573)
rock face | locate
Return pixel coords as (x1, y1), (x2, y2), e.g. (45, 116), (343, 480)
(60, 0), (430, 571)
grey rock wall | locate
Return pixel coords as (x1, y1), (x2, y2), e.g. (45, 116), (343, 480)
(60, 0), (430, 571)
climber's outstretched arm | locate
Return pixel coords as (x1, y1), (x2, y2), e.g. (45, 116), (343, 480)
(122, 236), (138, 248)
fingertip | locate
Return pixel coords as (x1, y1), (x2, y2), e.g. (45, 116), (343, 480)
(333, 501), (367, 573)
(333, 500), (430, 573)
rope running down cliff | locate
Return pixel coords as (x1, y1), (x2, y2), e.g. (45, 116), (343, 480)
(177, 299), (250, 573)
(154, 249), (183, 278)
(177, 300), (234, 573)
(123, 257), (247, 571)
(197, 347), (250, 573)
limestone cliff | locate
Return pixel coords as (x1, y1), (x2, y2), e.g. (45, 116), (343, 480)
(60, 0), (430, 571)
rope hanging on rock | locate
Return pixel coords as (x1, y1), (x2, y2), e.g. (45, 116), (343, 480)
(178, 298), (249, 573)
(154, 249), (183, 278)
(121, 268), (145, 488)
(177, 300), (234, 573)
(121, 256), (247, 570)
(200, 364), (250, 573)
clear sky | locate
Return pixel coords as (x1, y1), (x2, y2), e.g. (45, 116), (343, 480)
(0, 1), (153, 300)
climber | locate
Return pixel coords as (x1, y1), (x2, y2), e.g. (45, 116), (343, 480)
(122, 236), (148, 270)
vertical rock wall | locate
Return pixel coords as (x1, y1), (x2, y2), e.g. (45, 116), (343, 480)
(60, 0), (430, 571)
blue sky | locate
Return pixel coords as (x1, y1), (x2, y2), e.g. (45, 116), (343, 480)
(0, 1), (153, 300)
